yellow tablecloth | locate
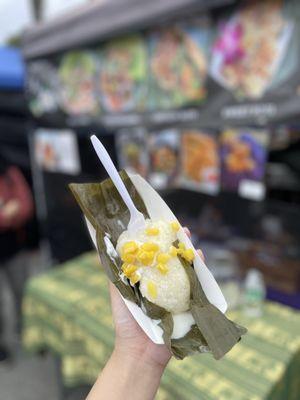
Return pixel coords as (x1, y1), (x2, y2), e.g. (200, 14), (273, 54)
(22, 252), (300, 399)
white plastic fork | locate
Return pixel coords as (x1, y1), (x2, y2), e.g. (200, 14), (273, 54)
(90, 135), (146, 232)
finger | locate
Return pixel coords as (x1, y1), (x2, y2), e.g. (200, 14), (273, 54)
(183, 228), (204, 260)
(183, 227), (191, 238)
(109, 282), (143, 339)
(109, 282), (133, 326)
(197, 249), (205, 261)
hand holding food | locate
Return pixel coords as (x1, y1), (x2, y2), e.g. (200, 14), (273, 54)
(71, 178), (247, 360)
(70, 137), (246, 360)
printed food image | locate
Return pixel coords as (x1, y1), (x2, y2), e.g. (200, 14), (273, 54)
(220, 128), (269, 190)
(149, 130), (179, 188)
(116, 129), (149, 177)
(148, 20), (210, 109)
(28, 61), (60, 117)
(225, 141), (254, 173)
(34, 129), (81, 175)
(123, 142), (145, 174)
(181, 131), (220, 194)
(99, 35), (147, 112)
(152, 146), (177, 174)
(35, 140), (57, 170)
(211, 0), (293, 98)
(59, 51), (98, 115)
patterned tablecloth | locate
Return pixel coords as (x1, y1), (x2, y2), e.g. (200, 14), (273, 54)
(22, 252), (300, 400)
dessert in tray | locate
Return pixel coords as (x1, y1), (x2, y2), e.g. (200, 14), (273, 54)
(70, 169), (246, 360)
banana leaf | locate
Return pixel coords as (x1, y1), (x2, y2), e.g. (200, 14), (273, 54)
(69, 170), (246, 360)
(181, 257), (247, 359)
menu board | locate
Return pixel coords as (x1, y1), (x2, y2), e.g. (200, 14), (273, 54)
(26, 0), (300, 128)
(114, 126), (270, 200)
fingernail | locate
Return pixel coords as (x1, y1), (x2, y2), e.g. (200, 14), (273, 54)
(197, 249), (205, 261)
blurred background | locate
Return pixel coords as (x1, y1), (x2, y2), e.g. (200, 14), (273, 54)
(0, 0), (299, 399)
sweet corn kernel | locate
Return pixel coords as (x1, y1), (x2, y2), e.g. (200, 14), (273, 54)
(147, 281), (157, 299)
(169, 245), (178, 257)
(178, 242), (186, 250)
(121, 253), (136, 263)
(157, 253), (171, 263)
(183, 249), (195, 263)
(156, 263), (169, 275)
(140, 242), (159, 252)
(177, 242), (186, 255)
(170, 221), (180, 232)
(130, 273), (141, 285)
(122, 241), (139, 254)
(122, 264), (138, 277)
(145, 227), (160, 236)
(137, 250), (155, 265)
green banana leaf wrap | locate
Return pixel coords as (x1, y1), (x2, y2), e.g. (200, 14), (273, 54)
(69, 171), (247, 360)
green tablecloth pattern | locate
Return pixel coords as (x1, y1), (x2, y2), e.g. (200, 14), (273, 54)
(22, 252), (300, 399)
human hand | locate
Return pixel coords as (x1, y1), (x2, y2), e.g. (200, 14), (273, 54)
(110, 227), (204, 369)
(87, 227), (204, 400)
(0, 200), (21, 230)
(2, 200), (20, 219)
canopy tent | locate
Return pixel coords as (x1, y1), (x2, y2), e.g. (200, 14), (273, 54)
(0, 47), (25, 90)
(0, 46), (28, 162)
(22, 0), (233, 59)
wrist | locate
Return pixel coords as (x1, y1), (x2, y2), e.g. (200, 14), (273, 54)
(88, 346), (166, 400)
(112, 344), (168, 373)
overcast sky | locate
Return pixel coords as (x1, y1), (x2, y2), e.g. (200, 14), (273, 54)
(0, 0), (87, 44)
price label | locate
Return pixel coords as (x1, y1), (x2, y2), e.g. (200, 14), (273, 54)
(238, 179), (266, 201)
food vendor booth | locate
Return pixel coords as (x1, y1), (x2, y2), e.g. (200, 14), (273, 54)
(21, 0), (300, 397)
(22, 0), (300, 293)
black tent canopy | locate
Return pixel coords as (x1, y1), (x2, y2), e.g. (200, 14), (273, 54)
(22, 0), (233, 59)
